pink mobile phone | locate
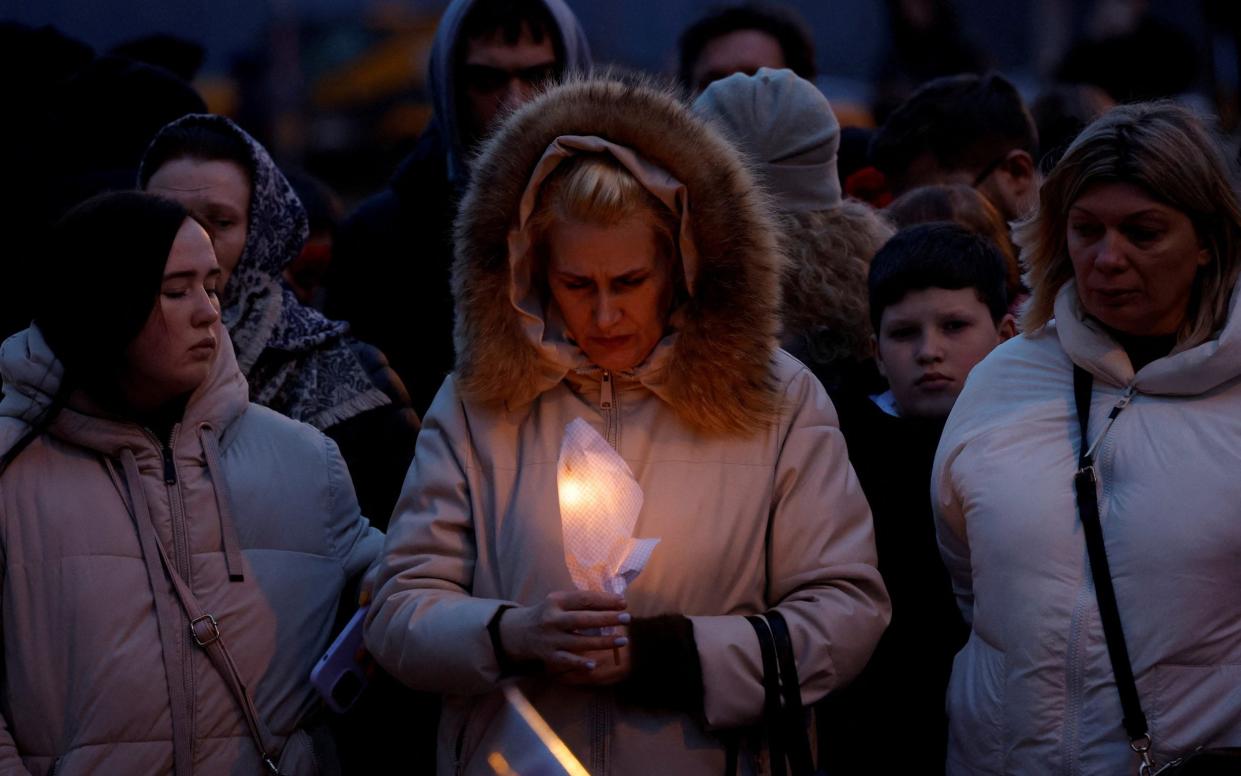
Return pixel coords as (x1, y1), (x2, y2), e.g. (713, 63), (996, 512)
(310, 606), (370, 713)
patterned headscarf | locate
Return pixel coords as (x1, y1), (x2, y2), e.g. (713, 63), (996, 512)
(141, 114), (389, 429)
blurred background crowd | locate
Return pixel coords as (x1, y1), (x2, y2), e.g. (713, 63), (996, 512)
(6, 0), (1240, 206)
(6, 0), (1239, 371)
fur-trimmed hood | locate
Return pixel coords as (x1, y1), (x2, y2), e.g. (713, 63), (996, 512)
(452, 75), (785, 435)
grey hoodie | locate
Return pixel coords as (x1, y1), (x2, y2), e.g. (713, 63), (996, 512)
(428, 0), (592, 184)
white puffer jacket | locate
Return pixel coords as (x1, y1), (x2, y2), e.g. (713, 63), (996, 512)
(933, 280), (1241, 775)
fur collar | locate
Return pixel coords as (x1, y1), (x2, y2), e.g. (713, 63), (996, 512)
(452, 74), (784, 435)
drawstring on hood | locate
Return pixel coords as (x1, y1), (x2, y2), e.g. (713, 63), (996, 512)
(200, 426), (246, 582)
(108, 449), (197, 776)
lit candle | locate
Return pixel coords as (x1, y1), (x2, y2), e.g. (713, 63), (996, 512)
(556, 419), (658, 666)
(558, 452), (621, 664)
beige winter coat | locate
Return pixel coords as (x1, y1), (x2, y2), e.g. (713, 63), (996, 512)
(365, 76), (890, 775)
(0, 325), (381, 775)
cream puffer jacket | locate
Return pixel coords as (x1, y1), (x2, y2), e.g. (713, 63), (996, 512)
(0, 325), (381, 775)
(365, 76), (890, 775)
(934, 281), (1241, 774)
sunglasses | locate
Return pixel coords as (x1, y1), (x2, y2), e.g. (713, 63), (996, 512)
(462, 63), (560, 94)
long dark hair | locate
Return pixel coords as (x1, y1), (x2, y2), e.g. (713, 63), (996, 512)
(0, 191), (189, 474)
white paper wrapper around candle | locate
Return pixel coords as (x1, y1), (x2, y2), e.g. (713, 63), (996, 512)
(557, 418), (659, 594)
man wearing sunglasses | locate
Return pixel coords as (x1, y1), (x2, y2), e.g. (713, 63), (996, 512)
(326, 0), (592, 418)
(870, 72), (1040, 223)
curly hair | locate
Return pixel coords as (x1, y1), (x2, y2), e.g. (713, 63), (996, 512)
(778, 200), (894, 365)
(1017, 102), (1241, 346)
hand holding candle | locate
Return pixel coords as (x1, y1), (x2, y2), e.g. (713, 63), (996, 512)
(557, 418), (659, 663)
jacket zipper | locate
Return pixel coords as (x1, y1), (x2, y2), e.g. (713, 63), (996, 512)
(599, 371), (619, 450)
(1064, 573), (1091, 774)
(591, 696), (609, 775)
(149, 425), (198, 752)
(453, 702), (476, 776)
(593, 372), (619, 772)
(154, 424), (194, 584)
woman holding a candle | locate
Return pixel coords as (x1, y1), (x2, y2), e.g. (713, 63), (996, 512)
(366, 75), (890, 775)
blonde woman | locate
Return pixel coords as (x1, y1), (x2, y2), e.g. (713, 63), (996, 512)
(365, 76), (890, 775)
(934, 102), (1241, 774)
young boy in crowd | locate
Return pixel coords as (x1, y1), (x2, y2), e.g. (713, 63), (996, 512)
(868, 222), (1017, 419)
(821, 222), (1015, 774)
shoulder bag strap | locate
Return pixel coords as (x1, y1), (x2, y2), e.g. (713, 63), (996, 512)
(1072, 366), (1154, 765)
(746, 614), (787, 776)
(764, 611), (816, 776)
(117, 451), (284, 775)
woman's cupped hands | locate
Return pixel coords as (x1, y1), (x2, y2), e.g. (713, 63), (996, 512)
(498, 590), (632, 685)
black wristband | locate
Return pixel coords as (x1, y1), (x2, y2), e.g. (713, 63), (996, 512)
(486, 605), (540, 678)
(619, 614), (705, 713)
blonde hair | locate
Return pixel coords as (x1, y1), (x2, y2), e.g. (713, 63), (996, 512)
(887, 183), (1023, 304)
(779, 200), (895, 364)
(1017, 102), (1241, 345)
(528, 153), (680, 266)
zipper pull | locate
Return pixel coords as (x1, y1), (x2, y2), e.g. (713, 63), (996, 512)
(1109, 385), (1137, 419)
(161, 445), (177, 485)
(599, 372), (614, 410)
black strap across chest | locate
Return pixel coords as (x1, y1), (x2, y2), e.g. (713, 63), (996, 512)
(1072, 365), (1150, 743)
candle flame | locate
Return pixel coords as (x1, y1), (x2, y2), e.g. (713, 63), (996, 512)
(559, 477), (589, 512)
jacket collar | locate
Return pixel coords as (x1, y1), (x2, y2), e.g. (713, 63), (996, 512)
(12, 322), (251, 458)
(1054, 278), (1241, 395)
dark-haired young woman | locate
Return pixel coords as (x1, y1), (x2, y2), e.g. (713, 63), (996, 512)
(0, 192), (380, 775)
